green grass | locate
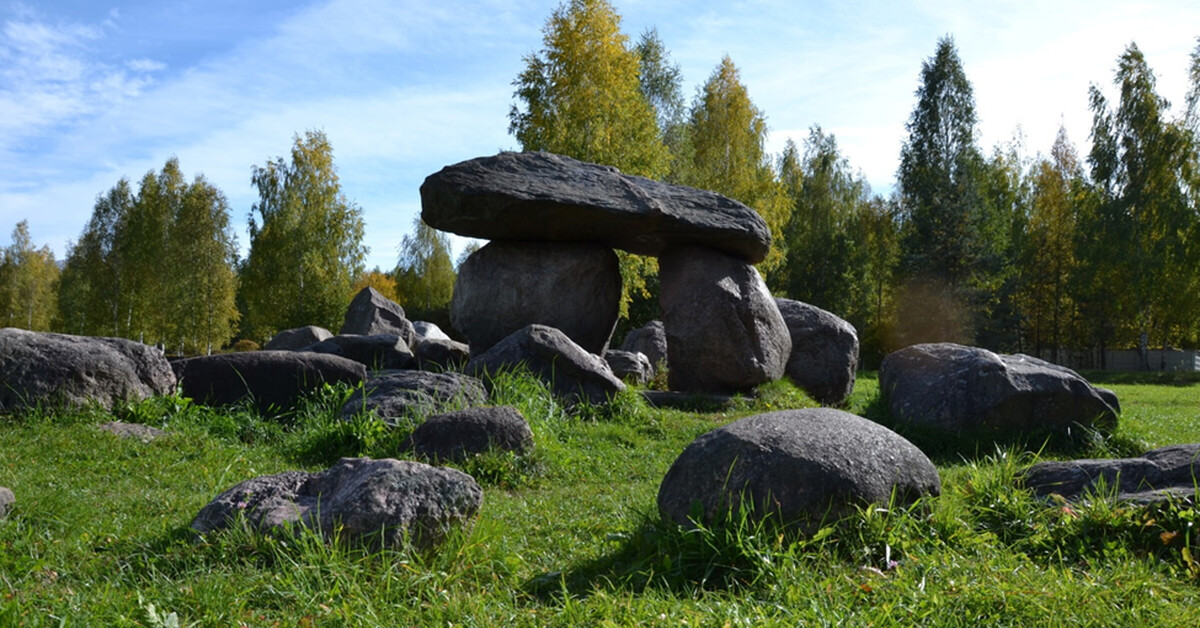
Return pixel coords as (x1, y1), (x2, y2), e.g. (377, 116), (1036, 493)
(2, 370), (1200, 626)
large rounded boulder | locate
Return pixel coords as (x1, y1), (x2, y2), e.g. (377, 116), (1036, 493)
(410, 406), (534, 462)
(773, 298), (859, 406)
(0, 329), (175, 412)
(657, 408), (940, 531)
(879, 343), (1120, 436)
(173, 351), (366, 414)
(464, 324), (624, 405)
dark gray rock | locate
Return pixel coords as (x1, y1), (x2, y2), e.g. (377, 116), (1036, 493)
(619, 320), (667, 368)
(341, 370), (488, 425)
(604, 349), (653, 385)
(340, 287), (417, 346)
(414, 337), (471, 372)
(774, 298), (859, 406)
(173, 351), (366, 414)
(0, 328), (176, 412)
(658, 409), (940, 531)
(452, 241), (620, 356)
(658, 246), (791, 393)
(465, 324), (625, 405)
(0, 486), (12, 519)
(264, 326), (334, 351)
(413, 321), (452, 341)
(1024, 444), (1200, 505)
(880, 343), (1120, 435)
(421, 151), (772, 263)
(410, 406), (534, 462)
(190, 457), (482, 550)
(98, 421), (166, 442)
(302, 334), (415, 371)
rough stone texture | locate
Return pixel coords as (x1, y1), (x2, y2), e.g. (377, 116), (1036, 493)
(465, 324), (625, 405)
(173, 351), (366, 414)
(604, 350), (654, 385)
(879, 343), (1120, 435)
(619, 320), (667, 368)
(421, 151), (772, 263)
(341, 370), (488, 425)
(264, 326), (334, 351)
(414, 337), (471, 372)
(452, 241), (621, 356)
(413, 321), (452, 342)
(340, 287), (417, 346)
(302, 334), (415, 371)
(0, 328), (176, 412)
(191, 457), (482, 550)
(658, 246), (791, 393)
(410, 406), (534, 462)
(1024, 444), (1200, 506)
(0, 487), (13, 519)
(773, 298), (860, 406)
(658, 409), (941, 530)
(98, 421), (167, 442)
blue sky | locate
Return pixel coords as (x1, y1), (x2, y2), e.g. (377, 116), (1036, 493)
(3, 0), (1199, 271)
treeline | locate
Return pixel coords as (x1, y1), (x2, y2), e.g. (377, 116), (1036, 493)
(509, 0), (1200, 366)
(4, 0), (1198, 367)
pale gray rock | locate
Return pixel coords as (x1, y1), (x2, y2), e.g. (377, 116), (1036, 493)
(604, 349), (654, 385)
(465, 324), (625, 405)
(340, 287), (417, 347)
(0, 487), (13, 519)
(774, 298), (859, 406)
(98, 421), (166, 442)
(264, 326), (334, 351)
(1024, 444), (1200, 506)
(412, 321), (452, 342)
(619, 320), (667, 368)
(341, 370), (488, 425)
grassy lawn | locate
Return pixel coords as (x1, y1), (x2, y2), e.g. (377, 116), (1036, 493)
(2, 370), (1199, 626)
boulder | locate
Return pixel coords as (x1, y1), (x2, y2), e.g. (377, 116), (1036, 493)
(658, 246), (791, 393)
(1023, 444), (1200, 506)
(619, 320), (667, 368)
(173, 351), (366, 414)
(191, 457), (482, 550)
(302, 334), (415, 371)
(773, 298), (859, 406)
(97, 421), (167, 442)
(410, 406), (534, 462)
(414, 337), (471, 372)
(421, 151), (772, 263)
(341, 370), (488, 425)
(0, 329), (175, 412)
(412, 321), (452, 342)
(340, 287), (417, 346)
(879, 343), (1120, 435)
(465, 324), (625, 405)
(452, 241), (620, 356)
(264, 326), (334, 351)
(604, 349), (654, 385)
(657, 409), (941, 531)
(0, 486), (12, 519)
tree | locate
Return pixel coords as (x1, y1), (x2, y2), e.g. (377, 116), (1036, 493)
(394, 218), (456, 325)
(0, 221), (59, 331)
(58, 179), (135, 336)
(167, 175), (240, 354)
(240, 131), (367, 342)
(680, 55), (790, 276)
(896, 36), (993, 345)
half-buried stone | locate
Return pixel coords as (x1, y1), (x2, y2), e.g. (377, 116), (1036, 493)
(465, 324), (624, 406)
(879, 343), (1120, 437)
(341, 370), (488, 426)
(409, 406), (534, 462)
(657, 408), (940, 532)
(173, 351), (366, 415)
(658, 245), (791, 393)
(0, 487), (13, 519)
(452, 240), (621, 356)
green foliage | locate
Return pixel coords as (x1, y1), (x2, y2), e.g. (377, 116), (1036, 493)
(0, 220), (59, 331)
(240, 130), (367, 342)
(393, 218), (456, 326)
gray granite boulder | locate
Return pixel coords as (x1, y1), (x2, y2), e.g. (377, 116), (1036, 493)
(413, 321), (452, 341)
(191, 457), (482, 550)
(465, 324), (625, 405)
(659, 246), (790, 393)
(880, 343), (1119, 435)
(264, 326), (334, 351)
(173, 351), (366, 414)
(774, 298), (859, 406)
(410, 406), (534, 462)
(302, 334), (415, 371)
(604, 349), (654, 385)
(0, 328), (175, 412)
(1024, 444), (1200, 506)
(658, 408), (940, 531)
(452, 241), (621, 356)
(619, 320), (667, 368)
(0, 487), (12, 519)
(340, 287), (417, 346)
(414, 337), (471, 371)
(341, 370), (488, 425)
(421, 151), (771, 263)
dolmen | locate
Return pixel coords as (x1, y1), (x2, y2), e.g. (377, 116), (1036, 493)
(422, 151), (789, 394)
(880, 343), (1120, 438)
